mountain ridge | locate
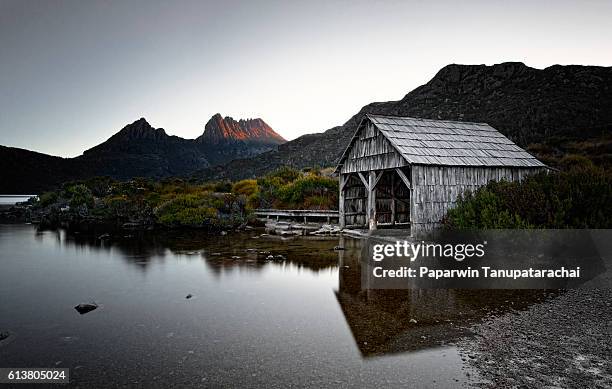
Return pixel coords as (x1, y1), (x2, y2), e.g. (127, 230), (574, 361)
(197, 62), (612, 180)
(0, 114), (285, 193)
(2, 62), (611, 193)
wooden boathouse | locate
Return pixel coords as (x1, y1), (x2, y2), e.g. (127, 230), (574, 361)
(335, 114), (546, 236)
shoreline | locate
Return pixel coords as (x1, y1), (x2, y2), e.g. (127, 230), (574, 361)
(457, 255), (612, 388)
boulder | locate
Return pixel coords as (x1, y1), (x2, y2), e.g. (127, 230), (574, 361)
(74, 303), (98, 315)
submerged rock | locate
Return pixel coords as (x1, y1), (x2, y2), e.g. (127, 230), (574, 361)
(185, 294), (193, 299)
(74, 303), (98, 315)
(0, 331), (9, 341)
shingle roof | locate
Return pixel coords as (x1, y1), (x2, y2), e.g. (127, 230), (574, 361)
(351, 114), (546, 168)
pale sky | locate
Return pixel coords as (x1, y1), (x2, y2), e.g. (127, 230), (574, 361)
(1, 0), (611, 157)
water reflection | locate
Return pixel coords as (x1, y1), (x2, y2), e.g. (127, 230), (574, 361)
(34, 226), (560, 359)
(335, 235), (560, 357)
(39, 227), (340, 273)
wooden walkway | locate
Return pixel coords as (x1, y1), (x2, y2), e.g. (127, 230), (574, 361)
(253, 209), (339, 223)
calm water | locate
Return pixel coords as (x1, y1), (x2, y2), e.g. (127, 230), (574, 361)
(0, 195), (35, 206)
(0, 225), (554, 387)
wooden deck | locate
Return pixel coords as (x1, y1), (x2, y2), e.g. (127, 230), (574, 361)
(253, 209), (339, 223)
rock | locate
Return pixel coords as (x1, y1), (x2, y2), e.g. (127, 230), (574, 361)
(409, 318), (418, 324)
(0, 331), (9, 341)
(97, 233), (110, 240)
(74, 303), (98, 315)
(220, 231), (227, 236)
(333, 246), (345, 251)
(278, 230), (301, 236)
(310, 224), (342, 236)
(185, 294), (193, 299)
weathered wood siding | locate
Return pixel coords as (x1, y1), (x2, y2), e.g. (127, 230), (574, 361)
(343, 174), (367, 227)
(410, 165), (543, 235)
(340, 122), (408, 174)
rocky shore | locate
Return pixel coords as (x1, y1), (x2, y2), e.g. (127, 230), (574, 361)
(460, 267), (612, 388)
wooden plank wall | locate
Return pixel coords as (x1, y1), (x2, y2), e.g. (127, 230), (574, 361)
(410, 165), (544, 235)
(340, 122), (408, 174)
(343, 174), (367, 227)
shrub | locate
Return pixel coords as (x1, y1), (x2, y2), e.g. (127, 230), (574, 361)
(154, 191), (247, 229)
(444, 165), (612, 229)
(276, 175), (338, 209)
(267, 166), (301, 183)
(232, 179), (258, 197)
(38, 191), (59, 207)
(65, 184), (95, 208)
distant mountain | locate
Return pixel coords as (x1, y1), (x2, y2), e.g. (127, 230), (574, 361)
(3, 62), (611, 192)
(0, 146), (84, 194)
(0, 114), (285, 193)
(198, 62), (612, 180)
(79, 118), (210, 179)
(195, 114), (285, 165)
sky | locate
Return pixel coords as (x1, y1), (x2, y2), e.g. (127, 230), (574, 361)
(1, 0), (611, 157)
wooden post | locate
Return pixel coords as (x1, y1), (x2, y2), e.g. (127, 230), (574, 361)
(391, 172), (396, 226)
(368, 171), (377, 230)
(339, 174), (346, 228)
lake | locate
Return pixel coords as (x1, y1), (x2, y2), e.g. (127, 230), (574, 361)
(0, 195), (36, 206)
(0, 224), (555, 387)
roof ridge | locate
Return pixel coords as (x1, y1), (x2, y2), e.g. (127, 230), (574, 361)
(365, 113), (490, 126)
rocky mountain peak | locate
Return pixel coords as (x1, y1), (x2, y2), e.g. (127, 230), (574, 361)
(114, 118), (168, 141)
(199, 114), (285, 144)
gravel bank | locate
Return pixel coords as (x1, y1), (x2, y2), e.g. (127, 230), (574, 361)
(459, 284), (612, 388)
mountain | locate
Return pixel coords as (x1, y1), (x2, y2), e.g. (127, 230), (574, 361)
(3, 62), (611, 193)
(198, 62), (612, 180)
(195, 114), (285, 165)
(0, 146), (85, 194)
(0, 114), (285, 193)
(78, 118), (210, 179)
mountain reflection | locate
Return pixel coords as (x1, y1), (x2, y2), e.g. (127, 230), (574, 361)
(40, 226), (561, 357)
(43, 227), (340, 272)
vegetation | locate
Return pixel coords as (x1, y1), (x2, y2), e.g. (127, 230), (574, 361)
(31, 167), (339, 230)
(250, 166), (338, 210)
(443, 164), (611, 229)
(527, 133), (612, 171)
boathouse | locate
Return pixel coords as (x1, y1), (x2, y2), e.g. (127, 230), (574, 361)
(335, 114), (546, 235)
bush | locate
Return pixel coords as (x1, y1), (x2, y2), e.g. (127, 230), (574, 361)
(444, 165), (612, 229)
(232, 179), (258, 197)
(266, 166), (301, 183)
(154, 191), (247, 229)
(65, 184), (95, 208)
(276, 175), (338, 209)
(38, 191), (59, 207)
